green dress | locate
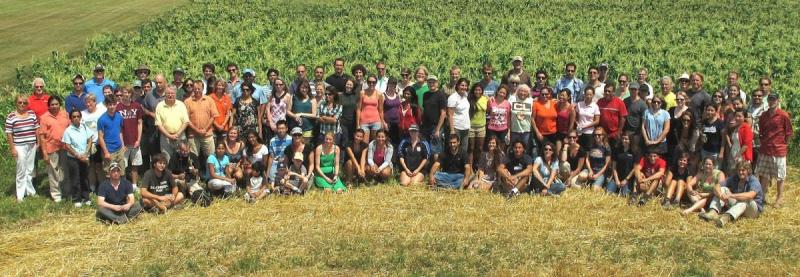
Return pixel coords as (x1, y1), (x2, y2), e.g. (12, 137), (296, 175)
(314, 148), (346, 191)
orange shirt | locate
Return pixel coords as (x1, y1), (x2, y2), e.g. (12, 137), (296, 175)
(533, 99), (558, 135)
(38, 109), (70, 154)
(184, 96), (219, 137)
(209, 93), (232, 132)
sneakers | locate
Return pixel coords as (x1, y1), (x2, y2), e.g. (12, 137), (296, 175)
(83, 200), (92, 207)
(74, 202), (83, 208)
(627, 194), (639, 206)
(715, 213), (733, 228)
(661, 199), (672, 210)
(638, 196), (648, 206)
(699, 210), (719, 222)
(505, 190), (520, 200)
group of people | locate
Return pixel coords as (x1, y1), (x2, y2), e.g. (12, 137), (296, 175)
(4, 57), (792, 227)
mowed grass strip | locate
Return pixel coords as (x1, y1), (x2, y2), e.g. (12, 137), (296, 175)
(1, 171), (798, 275)
(0, 0), (187, 85)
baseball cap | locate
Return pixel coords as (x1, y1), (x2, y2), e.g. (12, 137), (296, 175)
(678, 72), (690, 81)
(109, 162), (122, 171)
(599, 63), (609, 69)
(290, 127), (303, 136)
(173, 67), (186, 75)
(243, 68), (256, 76)
(768, 92), (780, 100)
(293, 152), (304, 161)
(512, 56), (523, 62)
(93, 64), (105, 72)
(135, 64), (150, 74)
(427, 75), (438, 81)
(628, 82), (640, 90)
(409, 124), (419, 131)
(133, 80), (143, 88)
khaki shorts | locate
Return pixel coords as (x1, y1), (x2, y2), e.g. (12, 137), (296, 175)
(468, 125), (486, 138)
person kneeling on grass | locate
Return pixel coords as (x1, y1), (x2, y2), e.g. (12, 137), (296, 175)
(275, 153), (310, 195)
(315, 131), (345, 193)
(498, 140), (533, 198)
(429, 134), (471, 189)
(245, 161), (269, 202)
(699, 161), (763, 228)
(96, 162), (142, 224)
(366, 130), (394, 183)
(141, 153), (185, 213)
(629, 148), (667, 206)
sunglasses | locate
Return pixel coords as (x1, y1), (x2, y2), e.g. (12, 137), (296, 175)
(760, 83), (770, 86)
(17, 101), (28, 104)
(543, 148), (553, 151)
(74, 82), (84, 85)
(676, 98), (685, 101)
(227, 69), (238, 72)
(34, 85), (44, 88)
(753, 95), (763, 98)
(367, 81), (377, 84)
(568, 136), (578, 139)
(536, 76), (546, 80)
(401, 74), (410, 77)
(377, 67), (386, 70)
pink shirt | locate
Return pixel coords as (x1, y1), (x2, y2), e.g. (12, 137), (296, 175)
(487, 98), (511, 131)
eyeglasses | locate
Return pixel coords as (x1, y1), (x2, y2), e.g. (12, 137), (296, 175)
(73, 82), (84, 85)
(760, 83), (770, 86)
(679, 80), (689, 83)
(227, 68), (238, 73)
(714, 95), (724, 98)
(483, 72), (493, 75)
(753, 94), (763, 98)
(568, 136), (578, 139)
(536, 76), (546, 80)
(676, 98), (685, 101)
(367, 81), (377, 84)
(34, 86), (44, 88)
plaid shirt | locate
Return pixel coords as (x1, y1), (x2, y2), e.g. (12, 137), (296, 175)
(317, 100), (342, 134)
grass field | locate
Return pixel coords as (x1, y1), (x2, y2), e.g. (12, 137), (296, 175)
(1, 172), (799, 275)
(0, 0), (186, 85)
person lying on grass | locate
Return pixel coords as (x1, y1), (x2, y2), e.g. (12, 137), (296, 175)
(699, 160), (764, 228)
(629, 148), (666, 206)
(245, 161), (269, 202)
(96, 162), (142, 224)
(429, 134), (471, 189)
(682, 157), (725, 216)
(140, 153), (185, 213)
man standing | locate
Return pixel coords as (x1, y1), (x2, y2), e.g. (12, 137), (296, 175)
(172, 67), (187, 99)
(747, 89), (768, 165)
(38, 96), (70, 202)
(375, 62), (389, 93)
(309, 66), (328, 93)
(184, 84), (219, 158)
(28, 78), (50, 118)
(623, 83), (648, 156)
(225, 63), (242, 97)
(429, 134), (471, 189)
(421, 75), (447, 160)
(677, 72), (691, 93)
(154, 87), (189, 163)
(97, 95), (127, 174)
(233, 68), (266, 104)
(756, 93), (792, 208)
(725, 71), (747, 103)
(65, 74), (89, 113)
(140, 154), (185, 213)
(142, 74), (168, 163)
(598, 63), (610, 83)
(636, 68), (654, 99)
(116, 87), (143, 187)
(479, 63), (500, 97)
(597, 83), (627, 144)
(688, 72), (712, 126)
(582, 66), (605, 103)
(443, 66), (461, 96)
(289, 64), (308, 95)
(555, 62), (584, 102)
(531, 70), (549, 98)
(84, 64), (117, 105)
(700, 161), (764, 228)
(325, 58), (351, 93)
(96, 162), (142, 224)
(134, 64), (152, 84)
(501, 56), (531, 87)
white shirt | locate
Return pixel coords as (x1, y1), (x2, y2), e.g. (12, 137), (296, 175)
(576, 102), (600, 134)
(447, 92), (471, 130)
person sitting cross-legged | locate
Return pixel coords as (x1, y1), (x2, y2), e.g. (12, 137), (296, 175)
(95, 162), (142, 224)
(429, 134), (471, 189)
(498, 140), (533, 199)
(141, 153), (185, 213)
(699, 161), (764, 228)
(630, 147), (667, 206)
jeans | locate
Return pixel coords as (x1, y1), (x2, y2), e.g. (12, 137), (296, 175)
(709, 187), (761, 219)
(64, 156), (91, 203)
(435, 172), (464, 189)
(510, 132), (530, 149)
(14, 143), (37, 201)
(454, 129), (469, 156)
(530, 176), (566, 195)
(605, 178), (632, 196)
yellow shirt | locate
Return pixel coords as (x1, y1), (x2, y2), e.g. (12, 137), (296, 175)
(663, 92), (676, 109)
(155, 100), (189, 134)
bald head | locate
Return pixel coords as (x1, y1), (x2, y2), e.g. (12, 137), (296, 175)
(155, 74), (167, 92)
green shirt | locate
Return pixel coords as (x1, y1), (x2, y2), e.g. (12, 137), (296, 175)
(413, 83), (429, 108)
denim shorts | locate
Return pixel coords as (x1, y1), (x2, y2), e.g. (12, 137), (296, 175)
(360, 122), (383, 132)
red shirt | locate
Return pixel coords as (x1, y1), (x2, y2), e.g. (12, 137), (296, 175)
(638, 157), (666, 177)
(27, 93), (50, 118)
(399, 102), (421, 135)
(597, 97), (628, 138)
(759, 108), (793, 157)
(116, 101), (144, 146)
(737, 122), (754, 161)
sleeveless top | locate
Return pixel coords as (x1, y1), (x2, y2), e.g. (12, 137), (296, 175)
(373, 145), (386, 166)
(671, 166), (690, 181)
(269, 93), (288, 125)
(698, 169), (721, 193)
(556, 103), (571, 134)
(383, 93), (401, 124)
(360, 92), (381, 124)
(319, 148), (336, 173)
(292, 96), (314, 131)
(225, 141), (244, 163)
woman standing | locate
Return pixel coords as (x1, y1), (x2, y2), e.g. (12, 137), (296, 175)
(315, 132), (345, 192)
(397, 68), (414, 91)
(447, 78), (471, 155)
(209, 79), (233, 139)
(5, 95), (40, 202)
(383, 78), (402, 147)
(726, 109), (753, 175)
(486, 85), (511, 151)
(532, 87), (558, 153)
(509, 84), (533, 149)
(234, 82), (260, 136)
(356, 75), (385, 142)
(398, 87), (421, 140)
(317, 88), (342, 144)
(467, 136), (504, 191)
(700, 105), (725, 168)
(555, 88), (576, 152)
(262, 78), (290, 142)
(467, 83), (488, 165)
(642, 96), (670, 154)
(288, 80), (317, 145)
(574, 87), (599, 148)
(366, 130), (394, 182)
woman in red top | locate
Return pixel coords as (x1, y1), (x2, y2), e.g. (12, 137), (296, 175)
(555, 88), (575, 153)
(532, 87), (559, 153)
(398, 86), (421, 140)
(726, 109), (753, 176)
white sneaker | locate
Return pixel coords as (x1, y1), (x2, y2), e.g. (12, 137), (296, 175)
(84, 200), (92, 207)
(54, 199), (62, 203)
(74, 202), (83, 208)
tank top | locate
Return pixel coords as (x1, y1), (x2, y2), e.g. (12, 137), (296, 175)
(399, 103), (419, 134)
(699, 169), (721, 193)
(360, 92), (381, 123)
(292, 96), (313, 131)
(383, 92), (402, 124)
(373, 145), (385, 166)
(556, 103), (571, 134)
(269, 93), (288, 125)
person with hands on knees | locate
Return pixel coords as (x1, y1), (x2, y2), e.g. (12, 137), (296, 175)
(630, 147), (667, 206)
(95, 162), (142, 224)
(398, 125), (429, 186)
(207, 142), (236, 197)
(429, 134), (471, 190)
(584, 127), (612, 192)
(366, 130), (394, 182)
(498, 140), (533, 199)
(700, 161), (763, 228)
(140, 154), (185, 213)
(314, 131), (345, 193)
(531, 142), (566, 196)
(244, 161), (270, 203)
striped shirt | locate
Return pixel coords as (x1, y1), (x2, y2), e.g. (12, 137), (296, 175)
(317, 100), (342, 134)
(5, 110), (40, 144)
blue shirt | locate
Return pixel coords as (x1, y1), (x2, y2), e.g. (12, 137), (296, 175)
(61, 123), (93, 158)
(268, 135), (293, 161)
(97, 179), (133, 206)
(555, 77), (585, 103)
(534, 157), (559, 181)
(65, 92), (88, 113)
(724, 175), (764, 212)
(207, 154), (230, 177)
(480, 80), (500, 97)
(84, 78), (117, 104)
(643, 109), (669, 142)
(232, 82), (267, 105)
(98, 111), (124, 153)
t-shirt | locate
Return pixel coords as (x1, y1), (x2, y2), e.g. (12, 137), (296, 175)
(504, 154), (533, 175)
(325, 73), (352, 93)
(81, 106), (107, 142)
(5, 110), (40, 144)
(207, 154), (230, 177)
(97, 112), (124, 153)
(576, 102), (600, 134)
(269, 135), (292, 162)
(623, 97), (647, 132)
(245, 145), (269, 164)
(643, 109), (670, 142)
(533, 99), (558, 135)
(487, 98), (510, 131)
(510, 97), (533, 133)
(587, 146), (610, 172)
(477, 151), (503, 180)
(339, 91), (360, 124)
(638, 157), (667, 177)
(438, 150), (467, 174)
(534, 157), (559, 181)
(249, 176), (265, 192)
(169, 152), (201, 181)
(413, 83), (430, 108)
(724, 175), (764, 212)
(399, 140), (430, 170)
(141, 169), (175, 196)
(597, 97), (628, 138)
(421, 91), (447, 135)
(566, 147), (586, 172)
(447, 93), (470, 130)
(480, 80), (500, 97)
(701, 119), (725, 153)
(470, 96), (488, 127)
(613, 147), (636, 181)
(347, 140), (369, 162)
(97, 179), (133, 206)
(116, 101), (143, 146)
(283, 144), (314, 169)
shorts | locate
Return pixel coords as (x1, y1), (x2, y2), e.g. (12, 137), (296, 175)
(755, 155), (786, 181)
(125, 146), (142, 166)
(468, 125), (486, 138)
(360, 122), (382, 132)
(487, 129), (508, 143)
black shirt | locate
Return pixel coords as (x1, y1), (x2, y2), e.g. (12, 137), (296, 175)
(566, 147), (586, 172)
(623, 97), (647, 132)
(399, 139), (430, 170)
(284, 143), (314, 169)
(438, 150), (467, 174)
(689, 89), (712, 126)
(504, 154), (533, 175)
(702, 119), (725, 153)
(141, 169), (175, 196)
(169, 152), (201, 181)
(346, 140), (368, 162)
(97, 179), (133, 205)
(421, 90), (447, 136)
(325, 73), (351, 93)
(613, 146), (636, 180)
(339, 90), (360, 124)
